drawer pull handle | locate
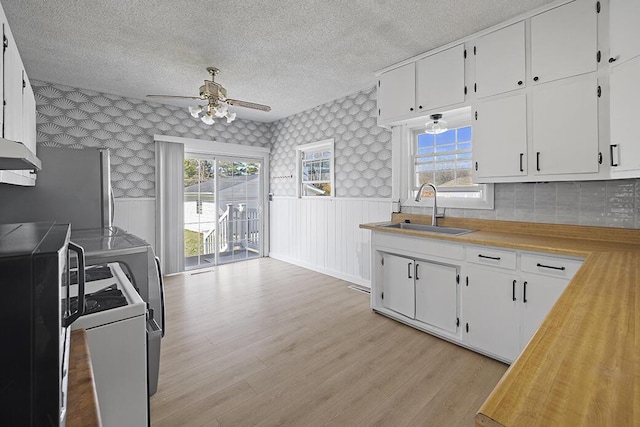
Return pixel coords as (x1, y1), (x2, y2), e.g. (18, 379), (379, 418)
(523, 281), (528, 303)
(536, 263), (565, 271)
(512, 280), (516, 301)
(408, 262), (413, 279)
(478, 254), (501, 261)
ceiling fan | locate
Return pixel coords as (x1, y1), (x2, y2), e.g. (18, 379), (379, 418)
(147, 67), (271, 124)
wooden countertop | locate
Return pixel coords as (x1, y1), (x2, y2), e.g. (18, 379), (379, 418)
(68, 329), (101, 427)
(360, 214), (640, 426)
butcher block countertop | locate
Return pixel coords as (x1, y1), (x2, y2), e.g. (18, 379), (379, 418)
(68, 329), (101, 427)
(360, 214), (640, 426)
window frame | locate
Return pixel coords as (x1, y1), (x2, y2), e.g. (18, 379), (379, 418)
(399, 110), (494, 210)
(295, 138), (335, 198)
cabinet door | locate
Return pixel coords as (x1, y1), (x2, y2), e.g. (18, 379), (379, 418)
(22, 71), (37, 156)
(531, 0), (597, 84)
(378, 63), (415, 122)
(610, 0), (640, 66)
(416, 44), (465, 112)
(474, 93), (527, 179)
(415, 261), (458, 333)
(381, 253), (415, 319)
(4, 25), (23, 143)
(520, 275), (569, 349)
(532, 76), (599, 175)
(464, 266), (520, 362)
(610, 55), (640, 175)
(475, 22), (525, 98)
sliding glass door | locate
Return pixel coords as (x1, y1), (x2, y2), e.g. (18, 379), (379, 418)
(184, 154), (263, 270)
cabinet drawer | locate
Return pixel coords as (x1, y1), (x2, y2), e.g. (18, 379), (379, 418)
(466, 246), (517, 270)
(521, 253), (583, 279)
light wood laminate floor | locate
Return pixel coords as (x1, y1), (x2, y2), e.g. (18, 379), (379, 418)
(150, 258), (507, 426)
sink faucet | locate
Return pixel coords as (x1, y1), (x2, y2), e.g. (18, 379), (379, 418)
(415, 182), (444, 226)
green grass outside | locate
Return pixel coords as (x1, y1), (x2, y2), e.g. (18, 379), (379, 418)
(184, 229), (204, 257)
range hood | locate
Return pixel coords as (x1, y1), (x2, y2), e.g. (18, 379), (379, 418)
(0, 138), (41, 170)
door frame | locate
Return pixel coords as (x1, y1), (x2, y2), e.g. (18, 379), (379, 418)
(155, 134), (271, 261)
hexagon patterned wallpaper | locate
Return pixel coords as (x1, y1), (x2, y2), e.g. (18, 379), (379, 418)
(270, 87), (392, 198)
(33, 80), (272, 198)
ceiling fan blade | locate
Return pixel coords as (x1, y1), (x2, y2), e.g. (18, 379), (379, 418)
(226, 99), (271, 112)
(146, 94), (203, 101)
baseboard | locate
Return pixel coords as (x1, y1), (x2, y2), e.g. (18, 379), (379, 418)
(268, 253), (371, 289)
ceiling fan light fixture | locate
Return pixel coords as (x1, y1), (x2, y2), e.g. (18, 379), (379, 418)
(188, 104), (203, 118)
(214, 103), (228, 118)
(425, 113), (448, 134)
(201, 113), (215, 125)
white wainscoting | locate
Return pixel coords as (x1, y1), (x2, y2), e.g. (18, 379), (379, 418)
(269, 197), (392, 288)
(114, 198), (156, 250)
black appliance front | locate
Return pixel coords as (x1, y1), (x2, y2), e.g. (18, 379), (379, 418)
(0, 222), (85, 426)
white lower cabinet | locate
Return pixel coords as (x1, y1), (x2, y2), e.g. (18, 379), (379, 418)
(464, 266), (520, 361)
(519, 274), (569, 347)
(415, 261), (458, 333)
(381, 253), (415, 318)
(463, 251), (581, 362)
(371, 231), (583, 364)
(381, 252), (459, 333)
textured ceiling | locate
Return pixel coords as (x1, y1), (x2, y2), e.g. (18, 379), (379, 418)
(3, 0), (555, 123)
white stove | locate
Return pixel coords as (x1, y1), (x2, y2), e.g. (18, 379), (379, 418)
(70, 263), (148, 427)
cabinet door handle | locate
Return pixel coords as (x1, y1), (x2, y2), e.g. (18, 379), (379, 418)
(519, 153), (524, 172)
(512, 280), (517, 301)
(415, 263), (420, 280)
(517, 80), (523, 86)
(408, 262), (413, 279)
(610, 144), (619, 167)
(609, 56), (618, 63)
(410, 107), (414, 112)
(536, 262), (566, 271)
(533, 76), (539, 82)
(536, 152), (541, 171)
(478, 254), (501, 261)
(523, 281), (528, 303)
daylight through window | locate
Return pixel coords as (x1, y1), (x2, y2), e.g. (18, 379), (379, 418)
(413, 126), (473, 189)
(296, 139), (335, 197)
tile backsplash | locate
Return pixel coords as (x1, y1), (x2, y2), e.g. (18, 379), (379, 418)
(404, 180), (640, 229)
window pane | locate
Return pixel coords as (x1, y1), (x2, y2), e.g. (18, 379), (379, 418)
(413, 125), (473, 190)
(435, 129), (456, 145)
(302, 183), (331, 196)
(458, 126), (472, 142)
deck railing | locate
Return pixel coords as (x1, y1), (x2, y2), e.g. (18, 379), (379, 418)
(203, 204), (260, 255)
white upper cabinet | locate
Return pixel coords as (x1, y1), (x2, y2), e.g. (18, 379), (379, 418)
(475, 22), (526, 99)
(4, 24), (24, 143)
(377, 63), (415, 123)
(532, 76), (599, 176)
(609, 0), (640, 66)
(416, 44), (465, 112)
(610, 55), (640, 176)
(22, 71), (36, 155)
(530, 0), (597, 84)
(474, 93), (527, 180)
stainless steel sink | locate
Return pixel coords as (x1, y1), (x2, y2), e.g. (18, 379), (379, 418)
(379, 222), (475, 236)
